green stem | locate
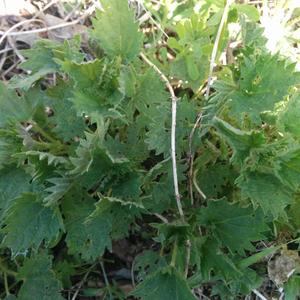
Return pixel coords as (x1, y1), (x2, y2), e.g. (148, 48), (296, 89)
(100, 261), (112, 300)
(170, 239), (178, 267)
(33, 124), (57, 144)
(0, 259), (17, 277)
(3, 272), (9, 296)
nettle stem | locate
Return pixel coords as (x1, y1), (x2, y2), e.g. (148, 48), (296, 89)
(140, 52), (184, 220)
(205, 0), (233, 100)
(170, 239), (178, 267)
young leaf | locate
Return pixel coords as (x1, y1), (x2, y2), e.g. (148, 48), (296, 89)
(90, 0), (142, 61)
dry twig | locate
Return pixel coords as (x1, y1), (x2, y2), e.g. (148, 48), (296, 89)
(71, 263), (96, 300)
(0, 1), (97, 44)
(0, 19), (45, 47)
(252, 289), (268, 300)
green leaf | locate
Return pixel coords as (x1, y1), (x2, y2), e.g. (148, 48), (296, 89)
(152, 221), (191, 246)
(87, 197), (142, 241)
(4, 295), (17, 300)
(284, 275), (300, 300)
(145, 96), (197, 157)
(200, 238), (241, 282)
(213, 117), (265, 164)
(2, 193), (63, 256)
(278, 93), (300, 140)
(214, 53), (299, 125)
(233, 4), (260, 21)
(9, 38), (84, 90)
(90, 0), (142, 61)
(196, 163), (237, 198)
(0, 128), (23, 168)
(54, 260), (76, 288)
(46, 80), (86, 141)
(43, 176), (74, 206)
(62, 188), (96, 259)
(21, 151), (68, 167)
(133, 68), (169, 113)
(133, 250), (167, 282)
(64, 196), (141, 260)
(288, 197), (300, 229)
(185, 55), (199, 81)
(237, 172), (293, 218)
(62, 59), (123, 120)
(238, 246), (279, 269)
(131, 266), (196, 300)
(0, 82), (35, 127)
(275, 146), (300, 191)
(17, 253), (64, 300)
(0, 167), (32, 222)
(197, 199), (267, 254)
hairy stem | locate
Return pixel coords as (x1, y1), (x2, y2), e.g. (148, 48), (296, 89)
(140, 52), (184, 219)
(3, 272), (9, 296)
(0, 259), (17, 277)
(33, 124), (58, 144)
(170, 239), (178, 267)
(188, 113), (206, 205)
(100, 261), (112, 299)
(184, 239), (191, 278)
(205, 0), (233, 100)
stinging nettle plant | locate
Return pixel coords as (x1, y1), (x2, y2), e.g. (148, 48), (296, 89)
(1, 0), (300, 299)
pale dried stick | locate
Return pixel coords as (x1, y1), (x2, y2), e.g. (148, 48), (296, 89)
(155, 213), (169, 223)
(0, 19), (45, 47)
(0, 2), (97, 42)
(0, 44), (9, 71)
(137, 0), (169, 39)
(140, 52), (184, 219)
(1, 60), (20, 77)
(252, 289), (268, 300)
(7, 36), (25, 62)
(71, 263), (96, 300)
(0, 19), (80, 40)
(0, 47), (13, 55)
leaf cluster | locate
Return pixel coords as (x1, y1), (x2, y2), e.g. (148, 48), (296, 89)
(1, 1), (300, 299)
